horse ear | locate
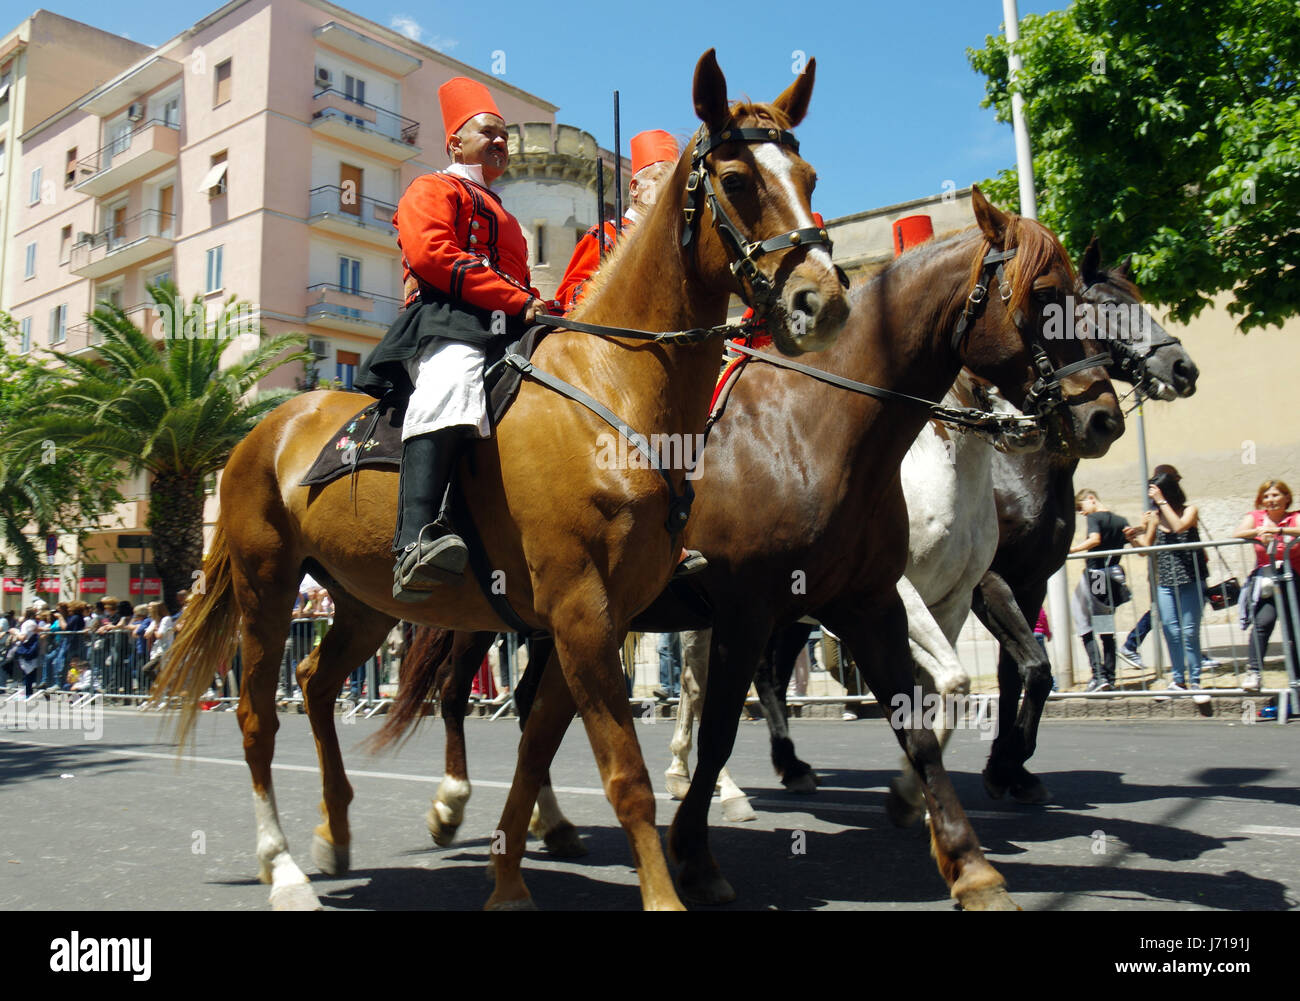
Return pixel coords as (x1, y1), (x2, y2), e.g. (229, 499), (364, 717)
(1081, 236), (1102, 286)
(1116, 254), (1134, 280)
(693, 48), (729, 131)
(971, 185), (1009, 246)
(772, 58), (815, 127)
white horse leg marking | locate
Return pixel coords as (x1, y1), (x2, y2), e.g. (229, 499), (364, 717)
(253, 786), (319, 911)
(426, 775), (471, 846)
(717, 765), (756, 822)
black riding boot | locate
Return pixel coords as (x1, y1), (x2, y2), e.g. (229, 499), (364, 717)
(392, 429), (469, 601)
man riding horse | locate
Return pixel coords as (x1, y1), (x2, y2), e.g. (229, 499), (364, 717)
(357, 77), (549, 602)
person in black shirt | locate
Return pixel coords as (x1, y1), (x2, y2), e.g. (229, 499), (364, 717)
(1069, 489), (1132, 691)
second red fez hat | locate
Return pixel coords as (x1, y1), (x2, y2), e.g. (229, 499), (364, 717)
(630, 130), (679, 177)
(439, 77), (504, 146)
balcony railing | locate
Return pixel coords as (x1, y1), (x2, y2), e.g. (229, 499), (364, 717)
(74, 119), (180, 195)
(65, 303), (158, 353)
(307, 185), (397, 235)
(306, 283), (401, 330)
(311, 88), (419, 146)
(69, 210), (175, 277)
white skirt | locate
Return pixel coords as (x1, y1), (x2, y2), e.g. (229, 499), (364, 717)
(402, 340), (491, 440)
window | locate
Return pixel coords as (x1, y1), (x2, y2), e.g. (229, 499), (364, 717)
(336, 350), (360, 390)
(343, 75), (366, 127)
(162, 95), (180, 128)
(205, 246), (223, 293)
(29, 167), (41, 205)
(0, 139), (6, 174)
(338, 256), (361, 318)
(198, 150), (228, 198)
(49, 305), (67, 346)
(147, 268), (172, 290)
(65, 148), (77, 187)
(534, 220), (547, 265)
(19, 317), (31, 353)
(0, 65), (10, 104)
(23, 242), (35, 279)
(60, 226), (72, 264)
(214, 59), (232, 106)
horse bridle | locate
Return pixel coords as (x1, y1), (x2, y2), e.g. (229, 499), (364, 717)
(950, 246), (1111, 420)
(1078, 281), (1183, 396)
(680, 124), (845, 316)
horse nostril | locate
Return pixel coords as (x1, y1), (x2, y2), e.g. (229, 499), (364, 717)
(1089, 409), (1121, 442)
(1172, 359), (1199, 391)
(791, 289), (823, 329)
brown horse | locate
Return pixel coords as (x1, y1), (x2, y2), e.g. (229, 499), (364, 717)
(151, 49), (849, 911)
(383, 190), (1125, 909)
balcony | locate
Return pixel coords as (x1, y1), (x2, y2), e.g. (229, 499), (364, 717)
(310, 88), (421, 161)
(307, 186), (398, 248)
(65, 303), (158, 354)
(306, 283), (401, 333)
(75, 120), (179, 197)
(69, 210), (175, 279)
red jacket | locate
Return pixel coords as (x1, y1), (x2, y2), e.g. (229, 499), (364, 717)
(394, 171), (538, 318)
(554, 218), (629, 314)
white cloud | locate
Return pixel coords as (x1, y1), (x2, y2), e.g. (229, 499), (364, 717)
(389, 14), (457, 50)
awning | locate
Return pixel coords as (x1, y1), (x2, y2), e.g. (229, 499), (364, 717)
(196, 160), (227, 193)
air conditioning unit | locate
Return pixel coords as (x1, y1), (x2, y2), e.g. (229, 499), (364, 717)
(308, 337), (330, 358)
(315, 67), (332, 88)
(127, 102), (144, 122)
(76, 231), (93, 245)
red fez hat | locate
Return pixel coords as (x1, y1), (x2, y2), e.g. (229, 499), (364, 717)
(630, 130), (679, 177)
(439, 77), (504, 146)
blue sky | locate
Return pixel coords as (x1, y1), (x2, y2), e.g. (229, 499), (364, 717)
(42, 0), (1068, 219)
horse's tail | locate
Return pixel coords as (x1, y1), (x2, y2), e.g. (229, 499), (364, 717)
(151, 525), (241, 750)
(367, 625), (454, 752)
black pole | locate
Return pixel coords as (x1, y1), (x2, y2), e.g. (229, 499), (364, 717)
(596, 155), (606, 262)
(613, 90), (623, 237)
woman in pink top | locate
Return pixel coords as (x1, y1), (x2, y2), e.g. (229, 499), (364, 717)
(1232, 479), (1300, 689)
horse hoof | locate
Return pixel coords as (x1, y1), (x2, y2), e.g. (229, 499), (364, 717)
(485, 895), (537, 911)
(311, 832), (349, 875)
(982, 766), (1009, 801)
(676, 864), (736, 907)
(665, 772), (692, 801)
(426, 806), (461, 847)
(957, 884), (1021, 912)
(1010, 775), (1052, 805)
(720, 795), (757, 823)
(782, 772), (818, 795)
(269, 882), (322, 911)
(885, 779), (925, 827)
(541, 822), (589, 858)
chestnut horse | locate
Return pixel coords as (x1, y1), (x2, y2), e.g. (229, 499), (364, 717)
(383, 191), (1125, 909)
(151, 49), (849, 911)
(747, 241), (1202, 813)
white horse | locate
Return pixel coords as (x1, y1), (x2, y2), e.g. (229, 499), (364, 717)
(663, 369), (1040, 817)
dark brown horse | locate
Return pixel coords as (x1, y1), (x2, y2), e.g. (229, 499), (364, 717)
(150, 49), (849, 911)
(382, 192), (1125, 909)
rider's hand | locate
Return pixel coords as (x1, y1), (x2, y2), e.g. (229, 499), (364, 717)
(524, 299), (549, 325)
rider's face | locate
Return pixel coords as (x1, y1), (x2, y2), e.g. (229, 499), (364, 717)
(450, 114), (509, 183)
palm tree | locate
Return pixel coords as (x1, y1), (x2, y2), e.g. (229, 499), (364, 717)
(9, 282), (310, 610)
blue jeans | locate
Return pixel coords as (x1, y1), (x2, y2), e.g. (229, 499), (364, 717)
(657, 633), (682, 697)
(1156, 582), (1203, 685)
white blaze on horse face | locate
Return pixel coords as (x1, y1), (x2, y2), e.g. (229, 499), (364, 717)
(751, 144), (833, 273)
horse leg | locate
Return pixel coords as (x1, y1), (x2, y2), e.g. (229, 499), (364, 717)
(971, 572), (1053, 804)
(759, 622), (819, 793)
(231, 566), (319, 911)
(427, 631), (495, 846)
(511, 635), (586, 858)
(821, 595), (1016, 911)
(298, 597), (396, 875)
(668, 618), (770, 905)
(666, 629), (704, 800)
(545, 598), (682, 911)
(888, 578), (970, 826)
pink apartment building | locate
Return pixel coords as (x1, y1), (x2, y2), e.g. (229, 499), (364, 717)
(3, 0), (560, 603)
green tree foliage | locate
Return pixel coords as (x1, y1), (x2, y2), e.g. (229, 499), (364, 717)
(0, 313), (123, 582)
(969, 0), (1299, 331)
(6, 283), (310, 609)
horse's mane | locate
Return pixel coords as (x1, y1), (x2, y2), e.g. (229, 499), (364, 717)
(573, 99), (793, 317)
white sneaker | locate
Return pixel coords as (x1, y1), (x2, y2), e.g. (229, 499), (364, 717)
(1166, 681), (1185, 692)
(841, 711), (857, 721)
(1241, 673), (1262, 692)
(1189, 683), (1211, 706)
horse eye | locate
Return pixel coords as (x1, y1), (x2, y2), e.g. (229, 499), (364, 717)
(720, 173), (746, 196)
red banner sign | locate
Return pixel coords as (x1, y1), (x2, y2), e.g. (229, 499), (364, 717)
(79, 577), (108, 593)
(36, 578), (61, 592)
(129, 578), (162, 595)
(2, 578), (23, 594)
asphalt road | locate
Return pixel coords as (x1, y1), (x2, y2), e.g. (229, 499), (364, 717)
(1, 706), (1296, 911)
